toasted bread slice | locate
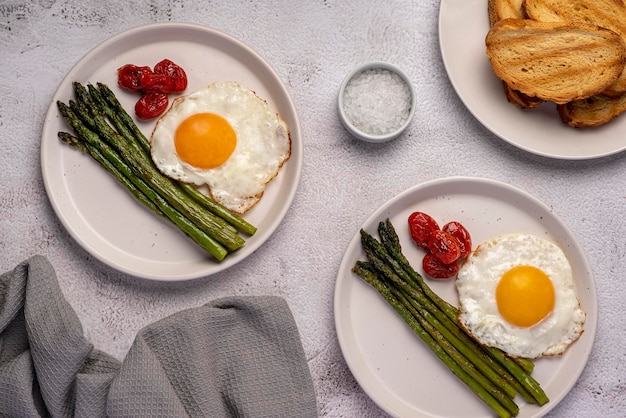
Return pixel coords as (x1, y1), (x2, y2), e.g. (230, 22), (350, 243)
(488, 0), (526, 26)
(486, 19), (626, 104)
(524, 0), (626, 97)
(558, 92), (626, 127)
(488, 0), (543, 108)
(523, 0), (626, 33)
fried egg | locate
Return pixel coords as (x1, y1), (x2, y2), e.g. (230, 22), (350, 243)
(456, 233), (585, 358)
(150, 81), (291, 214)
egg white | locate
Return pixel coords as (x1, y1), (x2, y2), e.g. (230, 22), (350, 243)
(456, 233), (585, 358)
(150, 81), (291, 214)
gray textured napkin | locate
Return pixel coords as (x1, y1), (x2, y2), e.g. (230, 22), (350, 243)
(0, 255), (317, 417)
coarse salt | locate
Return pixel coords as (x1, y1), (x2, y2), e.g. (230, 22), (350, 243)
(342, 68), (412, 136)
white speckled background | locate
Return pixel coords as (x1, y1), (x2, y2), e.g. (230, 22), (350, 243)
(1, 0), (625, 417)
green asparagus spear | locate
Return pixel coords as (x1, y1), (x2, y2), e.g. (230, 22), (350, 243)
(64, 87), (245, 252)
(92, 82), (257, 236)
(56, 115), (228, 261)
(352, 221), (551, 416)
(58, 132), (161, 217)
(359, 235), (518, 400)
(352, 264), (515, 418)
(380, 218), (535, 373)
(368, 223), (536, 401)
(378, 219), (548, 405)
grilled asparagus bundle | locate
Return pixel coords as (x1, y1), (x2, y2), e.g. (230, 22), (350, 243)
(57, 82), (256, 261)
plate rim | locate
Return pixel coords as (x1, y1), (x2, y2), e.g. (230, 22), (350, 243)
(40, 22), (303, 281)
(438, 0), (626, 160)
(334, 175), (598, 417)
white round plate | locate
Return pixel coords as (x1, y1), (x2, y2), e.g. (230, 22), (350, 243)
(41, 23), (302, 281)
(334, 177), (597, 418)
(438, 0), (626, 160)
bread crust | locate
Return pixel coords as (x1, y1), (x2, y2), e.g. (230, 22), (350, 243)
(502, 83), (544, 109)
(486, 19), (626, 104)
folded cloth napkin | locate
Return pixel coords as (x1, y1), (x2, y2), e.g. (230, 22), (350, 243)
(0, 256), (317, 417)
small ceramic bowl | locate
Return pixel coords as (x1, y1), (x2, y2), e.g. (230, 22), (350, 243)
(337, 61), (416, 143)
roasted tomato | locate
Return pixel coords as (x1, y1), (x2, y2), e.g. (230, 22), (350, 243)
(422, 253), (459, 279)
(117, 64), (153, 92)
(442, 221), (472, 258)
(427, 229), (461, 264)
(118, 59), (187, 120)
(135, 92), (168, 120)
(408, 211), (440, 249)
(154, 58), (188, 93)
(139, 72), (174, 94)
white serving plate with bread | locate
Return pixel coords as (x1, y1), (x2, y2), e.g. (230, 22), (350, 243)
(439, 0), (626, 160)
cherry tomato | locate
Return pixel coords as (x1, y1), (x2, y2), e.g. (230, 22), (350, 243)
(422, 253), (459, 279)
(117, 64), (153, 92)
(442, 221), (472, 259)
(408, 211), (440, 249)
(154, 58), (188, 93)
(427, 229), (461, 264)
(135, 92), (168, 120)
(139, 72), (174, 94)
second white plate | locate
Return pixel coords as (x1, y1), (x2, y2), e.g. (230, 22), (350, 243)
(41, 23), (302, 281)
(334, 177), (597, 417)
(439, 0), (626, 160)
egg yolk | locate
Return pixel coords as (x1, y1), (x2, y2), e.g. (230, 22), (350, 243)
(174, 113), (237, 169)
(496, 265), (555, 328)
